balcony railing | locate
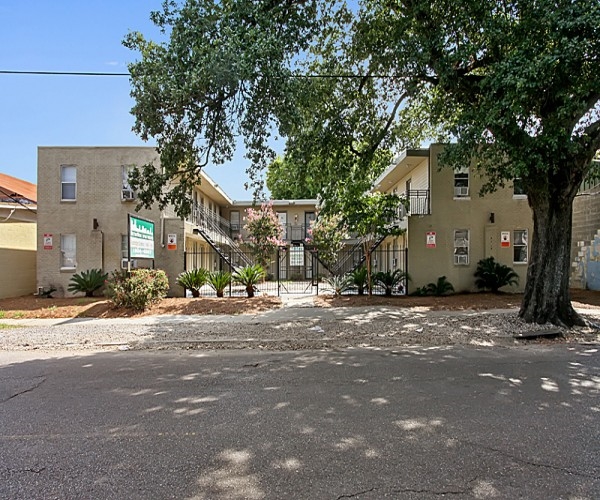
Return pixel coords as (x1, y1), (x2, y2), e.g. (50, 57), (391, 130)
(407, 189), (430, 215)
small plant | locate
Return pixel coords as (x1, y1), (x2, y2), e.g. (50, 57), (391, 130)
(233, 265), (266, 298)
(474, 257), (519, 293)
(350, 266), (369, 295)
(13, 311), (25, 319)
(324, 274), (354, 296)
(105, 269), (169, 311)
(0, 311), (5, 319)
(426, 276), (455, 296)
(410, 287), (429, 296)
(373, 269), (411, 296)
(177, 268), (209, 298)
(68, 269), (109, 297)
(207, 270), (232, 298)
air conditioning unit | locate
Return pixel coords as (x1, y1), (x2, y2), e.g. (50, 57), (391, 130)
(454, 186), (469, 197)
(455, 255), (469, 265)
(122, 189), (136, 201)
(121, 258), (137, 269)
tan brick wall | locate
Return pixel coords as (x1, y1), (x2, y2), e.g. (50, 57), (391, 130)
(0, 222), (36, 298)
(36, 147), (190, 297)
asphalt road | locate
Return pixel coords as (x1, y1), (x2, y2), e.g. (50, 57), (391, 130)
(0, 345), (598, 499)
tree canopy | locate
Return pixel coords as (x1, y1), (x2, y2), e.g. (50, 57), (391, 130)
(126, 0), (600, 325)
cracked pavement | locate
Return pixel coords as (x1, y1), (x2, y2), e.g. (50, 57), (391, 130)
(0, 345), (598, 499)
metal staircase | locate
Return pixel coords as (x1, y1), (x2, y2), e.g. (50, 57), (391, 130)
(192, 204), (253, 270)
(326, 234), (387, 276)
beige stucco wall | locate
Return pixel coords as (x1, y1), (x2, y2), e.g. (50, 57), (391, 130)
(0, 222), (37, 298)
(408, 144), (532, 293)
(36, 147), (188, 297)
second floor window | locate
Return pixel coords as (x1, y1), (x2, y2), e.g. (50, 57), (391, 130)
(454, 167), (469, 198)
(122, 166), (136, 200)
(61, 165), (76, 201)
(513, 178), (526, 196)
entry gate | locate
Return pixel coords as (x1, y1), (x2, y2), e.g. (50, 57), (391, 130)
(277, 244), (319, 295)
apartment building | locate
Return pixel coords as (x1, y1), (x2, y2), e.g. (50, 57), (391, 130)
(373, 144), (533, 292)
(36, 147), (319, 297)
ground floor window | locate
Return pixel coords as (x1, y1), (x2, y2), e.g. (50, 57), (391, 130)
(61, 234), (76, 269)
(454, 229), (469, 265)
(514, 229), (528, 263)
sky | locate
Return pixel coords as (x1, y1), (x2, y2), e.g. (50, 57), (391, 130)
(0, 0), (259, 201)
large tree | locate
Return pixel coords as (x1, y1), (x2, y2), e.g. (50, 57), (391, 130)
(125, 0), (600, 326)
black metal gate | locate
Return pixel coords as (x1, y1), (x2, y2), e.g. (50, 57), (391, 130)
(277, 244), (319, 295)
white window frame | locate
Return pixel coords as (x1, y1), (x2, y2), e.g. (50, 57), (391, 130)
(61, 165), (77, 201)
(513, 178), (527, 199)
(453, 229), (470, 265)
(122, 165), (136, 201)
(60, 234), (77, 269)
(513, 229), (528, 264)
(453, 167), (470, 198)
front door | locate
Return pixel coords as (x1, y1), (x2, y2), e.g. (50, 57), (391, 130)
(277, 212), (288, 241)
(304, 212), (316, 239)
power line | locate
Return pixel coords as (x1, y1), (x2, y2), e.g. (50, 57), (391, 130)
(0, 69), (393, 78)
(0, 70), (130, 77)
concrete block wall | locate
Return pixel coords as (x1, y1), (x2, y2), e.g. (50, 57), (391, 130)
(570, 186), (600, 288)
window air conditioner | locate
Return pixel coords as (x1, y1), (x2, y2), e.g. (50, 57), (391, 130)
(454, 186), (469, 197)
(455, 255), (469, 265)
(122, 189), (136, 201)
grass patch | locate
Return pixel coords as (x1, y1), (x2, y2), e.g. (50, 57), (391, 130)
(0, 323), (19, 330)
(12, 312), (25, 319)
(0, 310), (5, 319)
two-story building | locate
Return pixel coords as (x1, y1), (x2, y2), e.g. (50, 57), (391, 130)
(373, 144), (533, 292)
(36, 147), (319, 297)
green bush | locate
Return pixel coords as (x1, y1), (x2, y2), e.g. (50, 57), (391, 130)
(233, 265), (266, 298)
(350, 266), (369, 295)
(207, 270), (232, 298)
(105, 269), (169, 311)
(425, 276), (455, 296)
(177, 268), (209, 298)
(373, 269), (410, 296)
(68, 269), (109, 297)
(474, 257), (519, 293)
(324, 274), (354, 296)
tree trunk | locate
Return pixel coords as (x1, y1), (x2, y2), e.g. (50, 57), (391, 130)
(246, 285), (255, 298)
(519, 187), (585, 327)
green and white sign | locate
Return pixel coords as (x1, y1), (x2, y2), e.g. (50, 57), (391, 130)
(129, 214), (155, 259)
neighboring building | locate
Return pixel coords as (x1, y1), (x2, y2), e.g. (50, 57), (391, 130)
(373, 144), (533, 293)
(570, 168), (600, 290)
(0, 173), (37, 298)
(36, 147), (319, 297)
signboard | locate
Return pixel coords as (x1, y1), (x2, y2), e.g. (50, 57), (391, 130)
(43, 233), (53, 250)
(167, 233), (177, 250)
(426, 231), (436, 248)
(501, 231), (511, 248)
(128, 214), (155, 259)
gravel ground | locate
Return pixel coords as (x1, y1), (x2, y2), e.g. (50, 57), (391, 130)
(1, 305), (599, 352)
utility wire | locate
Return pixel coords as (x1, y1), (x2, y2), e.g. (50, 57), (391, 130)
(0, 186), (38, 214)
(0, 69), (391, 78)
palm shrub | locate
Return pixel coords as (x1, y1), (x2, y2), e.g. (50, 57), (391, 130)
(176, 268), (208, 298)
(233, 265), (266, 298)
(68, 268), (108, 297)
(105, 269), (169, 311)
(324, 274), (354, 297)
(350, 266), (369, 295)
(373, 269), (411, 296)
(207, 270), (232, 298)
(474, 257), (519, 293)
(425, 276), (455, 296)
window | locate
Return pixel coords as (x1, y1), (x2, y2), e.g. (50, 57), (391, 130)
(61, 165), (76, 200)
(454, 167), (469, 198)
(514, 230), (528, 263)
(61, 234), (76, 268)
(454, 229), (469, 265)
(122, 165), (136, 201)
(513, 178), (526, 196)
